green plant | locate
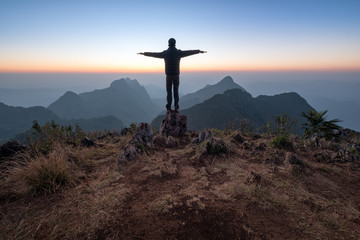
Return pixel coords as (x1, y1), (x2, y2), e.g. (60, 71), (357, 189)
(129, 122), (137, 133)
(270, 135), (293, 149)
(205, 141), (228, 155)
(135, 143), (145, 151)
(261, 121), (273, 136)
(301, 110), (342, 139)
(239, 118), (253, 135)
(273, 114), (298, 136)
(28, 120), (85, 155)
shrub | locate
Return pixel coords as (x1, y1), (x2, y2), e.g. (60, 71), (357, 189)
(270, 135), (293, 150)
(28, 120), (85, 155)
(205, 137), (229, 155)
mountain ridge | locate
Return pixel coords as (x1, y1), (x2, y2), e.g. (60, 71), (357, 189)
(152, 89), (314, 133)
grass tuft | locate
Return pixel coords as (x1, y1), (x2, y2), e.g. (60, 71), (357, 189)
(14, 151), (72, 194)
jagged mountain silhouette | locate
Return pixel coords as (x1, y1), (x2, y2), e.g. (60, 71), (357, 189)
(180, 76), (246, 109)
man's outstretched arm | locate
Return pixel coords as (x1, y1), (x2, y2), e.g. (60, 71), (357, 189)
(137, 52), (165, 58)
(180, 50), (207, 58)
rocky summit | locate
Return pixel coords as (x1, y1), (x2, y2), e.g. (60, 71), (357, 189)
(1, 125), (360, 239)
(159, 110), (187, 137)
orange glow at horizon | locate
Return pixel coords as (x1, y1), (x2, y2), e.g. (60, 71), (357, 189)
(1, 63), (360, 73)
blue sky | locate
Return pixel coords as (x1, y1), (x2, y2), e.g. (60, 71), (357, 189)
(1, 0), (360, 72)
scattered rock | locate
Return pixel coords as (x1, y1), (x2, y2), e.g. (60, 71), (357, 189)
(336, 148), (359, 163)
(119, 123), (154, 163)
(242, 141), (254, 151)
(286, 153), (303, 165)
(159, 110), (187, 137)
(0, 140), (27, 158)
(232, 132), (244, 143)
(313, 151), (334, 164)
(191, 130), (213, 144)
(255, 142), (267, 151)
(129, 123), (154, 148)
(120, 145), (138, 162)
(166, 136), (178, 148)
(245, 171), (262, 185)
(81, 137), (96, 148)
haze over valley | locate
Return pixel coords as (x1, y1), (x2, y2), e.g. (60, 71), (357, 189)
(1, 72), (359, 131)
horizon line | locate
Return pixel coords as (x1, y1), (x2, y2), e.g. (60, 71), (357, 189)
(2, 68), (360, 74)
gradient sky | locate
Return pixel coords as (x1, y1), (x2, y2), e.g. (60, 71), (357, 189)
(1, 0), (360, 73)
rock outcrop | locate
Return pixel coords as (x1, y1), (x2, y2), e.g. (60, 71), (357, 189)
(118, 123), (154, 164)
(159, 110), (187, 137)
(191, 130), (213, 144)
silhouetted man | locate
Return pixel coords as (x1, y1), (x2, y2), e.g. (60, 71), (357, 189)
(138, 38), (206, 111)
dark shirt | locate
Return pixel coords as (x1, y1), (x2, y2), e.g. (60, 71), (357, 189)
(144, 47), (200, 75)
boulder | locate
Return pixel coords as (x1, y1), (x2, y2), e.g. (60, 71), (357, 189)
(159, 110), (187, 137)
(129, 122), (154, 148)
(166, 136), (178, 148)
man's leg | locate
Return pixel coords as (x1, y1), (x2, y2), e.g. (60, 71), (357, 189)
(173, 75), (180, 110)
(166, 75), (173, 110)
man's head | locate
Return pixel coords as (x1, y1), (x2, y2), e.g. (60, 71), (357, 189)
(168, 38), (176, 47)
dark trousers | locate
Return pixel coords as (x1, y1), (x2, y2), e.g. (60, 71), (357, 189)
(166, 75), (180, 110)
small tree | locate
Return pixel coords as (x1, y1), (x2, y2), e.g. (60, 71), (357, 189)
(301, 110), (342, 139)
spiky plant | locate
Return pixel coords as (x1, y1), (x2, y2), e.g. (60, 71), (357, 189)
(301, 110), (342, 139)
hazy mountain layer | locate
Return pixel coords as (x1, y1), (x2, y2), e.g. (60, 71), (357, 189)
(0, 102), (61, 142)
(48, 78), (161, 125)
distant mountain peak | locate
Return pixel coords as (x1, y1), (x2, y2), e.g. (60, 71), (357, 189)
(179, 76), (246, 109)
(63, 91), (78, 97)
(110, 79), (127, 88)
(48, 77), (160, 125)
(110, 78), (140, 89)
(219, 76), (234, 84)
(216, 76), (245, 91)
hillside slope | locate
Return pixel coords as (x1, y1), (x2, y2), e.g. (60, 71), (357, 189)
(180, 76), (246, 109)
(1, 128), (359, 239)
